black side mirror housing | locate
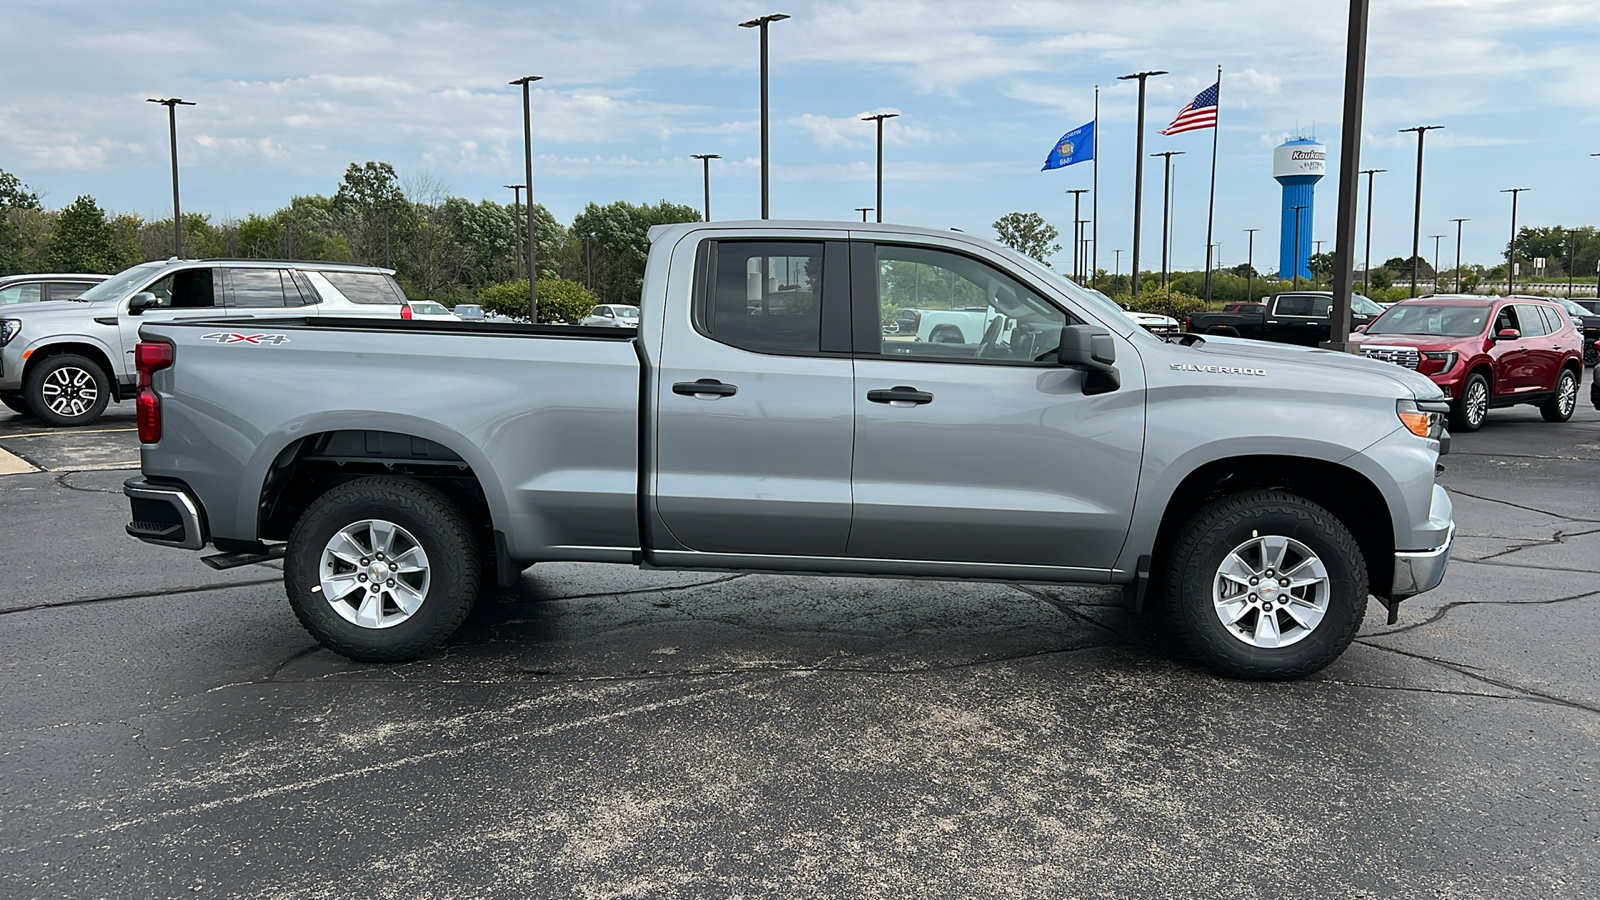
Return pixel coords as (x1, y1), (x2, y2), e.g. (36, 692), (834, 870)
(1057, 324), (1121, 395)
(128, 292), (159, 315)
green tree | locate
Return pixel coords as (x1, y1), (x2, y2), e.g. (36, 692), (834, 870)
(46, 196), (126, 273)
(333, 162), (413, 267)
(991, 212), (1060, 265)
(477, 277), (598, 324)
(0, 169), (42, 276)
(569, 200), (699, 305)
(1307, 252), (1336, 285)
(1368, 267), (1393, 290)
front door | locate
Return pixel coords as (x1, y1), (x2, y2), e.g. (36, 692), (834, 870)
(115, 267), (231, 382)
(652, 236), (856, 557)
(847, 241), (1145, 573)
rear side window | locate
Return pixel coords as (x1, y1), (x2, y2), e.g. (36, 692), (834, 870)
(698, 241), (824, 354)
(320, 272), (407, 304)
(1535, 305), (1563, 334)
(43, 281), (97, 301)
(1512, 304), (1551, 337)
(1274, 295), (1314, 316)
(228, 269), (298, 307)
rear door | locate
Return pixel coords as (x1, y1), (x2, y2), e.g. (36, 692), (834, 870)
(652, 234), (857, 557)
(222, 267), (314, 318)
(847, 239), (1145, 573)
(1489, 304), (1533, 395)
(1513, 303), (1560, 393)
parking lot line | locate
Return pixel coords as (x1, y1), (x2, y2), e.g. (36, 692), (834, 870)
(0, 427), (137, 440)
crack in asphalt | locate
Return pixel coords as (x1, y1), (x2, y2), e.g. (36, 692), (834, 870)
(0, 577), (284, 616)
(1351, 639), (1600, 716)
(1472, 526), (1600, 561)
(1446, 488), (1600, 524)
(481, 572), (749, 607)
(1451, 557), (1600, 576)
(54, 471), (125, 494)
(1368, 588), (1600, 638)
(1009, 584), (1151, 647)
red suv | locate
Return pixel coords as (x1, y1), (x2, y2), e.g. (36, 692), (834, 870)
(1350, 295), (1583, 432)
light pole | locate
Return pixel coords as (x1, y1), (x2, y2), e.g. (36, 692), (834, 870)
(1117, 70), (1168, 297)
(1566, 229), (1576, 299)
(1245, 227), (1259, 303)
(861, 112), (898, 223)
(1399, 125), (1444, 297)
(855, 207), (872, 222)
(1429, 234), (1445, 294)
(1326, 0), (1372, 352)
(1314, 239), (1325, 286)
(146, 98), (195, 257)
(584, 232), (594, 290)
(1501, 187), (1529, 294)
(1450, 218), (1469, 293)
(1066, 189), (1089, 280)
(1359, 168), (1385, 296)
(1290, 205), (1308, 289)
(740, 13), (790, 219)
(690, 154), (720, 221)
(1113, 249), (1122, 286)
(503, 184), (524, 279)
(510, 75), (543, 320)
(1151, 151), (1183, 288)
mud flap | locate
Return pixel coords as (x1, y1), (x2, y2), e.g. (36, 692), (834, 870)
(1122, 554), (1153, 613)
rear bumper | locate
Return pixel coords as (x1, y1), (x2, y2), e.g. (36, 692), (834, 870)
(124, 477), (208, 551)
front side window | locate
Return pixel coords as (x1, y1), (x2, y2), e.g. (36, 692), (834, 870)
(699, 241), (823, 354)
(872, 244), (1069, 363)
(141, 269), (216, 309)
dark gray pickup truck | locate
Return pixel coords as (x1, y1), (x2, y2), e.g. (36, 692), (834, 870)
(1186, 291), (1387, 346)
(124, 221), (1456, 680)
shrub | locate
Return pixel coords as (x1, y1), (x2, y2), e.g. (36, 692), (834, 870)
(1127, 286), (1208, 320)
(477, 277), (599, 324)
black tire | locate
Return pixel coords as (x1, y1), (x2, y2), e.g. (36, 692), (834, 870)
(284, 476), (480, 662)
(1540, 368), (1579, 423)
(1, 392), (30, 417)
(1163, 490), (1367, 681)
(1449, 371), (1489, 433)
(23, 353), (110, 427)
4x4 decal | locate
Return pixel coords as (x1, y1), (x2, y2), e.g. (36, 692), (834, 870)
(199, 332), (291, 345)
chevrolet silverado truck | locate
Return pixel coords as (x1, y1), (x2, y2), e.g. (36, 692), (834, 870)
(1186, 290), (1386, 346)
(124, 221), (1456, 680)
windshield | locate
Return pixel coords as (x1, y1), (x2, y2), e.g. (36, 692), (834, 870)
(1352, 295), (1384, 315)
(75, 263), (166, 304)
(1366, 303), (1491, 337)
(1560, 299), (1590, 317)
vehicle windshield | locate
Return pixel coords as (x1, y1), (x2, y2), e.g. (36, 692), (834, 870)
(1069, 285), (1141, 327)
(1366, 303), (1490, 337)
(75, 263), (166, 304)
(613, 305), (640, 318)
(1352, 295), (1384, 315)
(1559, 299), (1590, 317)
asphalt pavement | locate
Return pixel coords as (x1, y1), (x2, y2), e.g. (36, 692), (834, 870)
(1, 397), (1597, 898)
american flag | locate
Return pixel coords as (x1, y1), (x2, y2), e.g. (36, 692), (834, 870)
(1160, 82), (1219, 135)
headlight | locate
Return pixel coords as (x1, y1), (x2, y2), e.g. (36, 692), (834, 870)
(1418, 350), (1457, 375)
(1397, 399), (1445, 440)
(0, 319), (20, 347)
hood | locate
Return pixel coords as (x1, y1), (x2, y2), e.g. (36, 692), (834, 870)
(0, 299), (101, 322)
(1178, 334), (1446, 400)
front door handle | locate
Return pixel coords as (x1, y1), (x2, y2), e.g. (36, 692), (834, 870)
(673, 378), (738, 398)
(867, 386), (933, 406)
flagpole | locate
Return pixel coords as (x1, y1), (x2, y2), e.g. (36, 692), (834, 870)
(1092, 85), (1100, 290)
(1203, 65), (1221, 304)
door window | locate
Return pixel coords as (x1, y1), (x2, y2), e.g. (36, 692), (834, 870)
(697, 241), (824, 354)
(1535, 305), (1563, 334)
(229, 269), (305, 307)
(870, 244), (1069, 363)
(1274, 295), (1314, 316)
(1511, 304), (1550, 337)
(0, 283), (41, 305)
(142, 269), (217, 309)
(43, 282), (97, 301)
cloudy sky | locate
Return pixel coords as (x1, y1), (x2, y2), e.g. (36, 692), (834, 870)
(2, 0), (1596, 272)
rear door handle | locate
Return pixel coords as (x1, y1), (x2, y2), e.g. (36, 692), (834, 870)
(673, 378), (737, 398)
(867, 386), (934, 406)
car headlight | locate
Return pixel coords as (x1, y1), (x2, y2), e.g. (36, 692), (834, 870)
(1397, 398), (1446, 440)
(1418, 350), (1457, 375)
(0, 319), (20, 347)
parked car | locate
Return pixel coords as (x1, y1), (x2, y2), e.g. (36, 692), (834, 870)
(403, 300), (459, 321)
(1080, 289), (1180, 337)
(0, 273), (109, 306)
(452, 304), (486, 322)
(124, 219), (1455, 681)
(1553, 297), (1599, 367)
(1350, 294), (1584, 432)
(579, 304), (640, 327)
(0, 258), (408, 426)
(1185, 291), (1386, 345)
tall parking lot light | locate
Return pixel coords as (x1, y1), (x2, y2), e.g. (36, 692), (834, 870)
(1430, 234), (1445, 294)
(1066, 189), (1088, 280)
(1117, 70), (1167, 297)
(146, 98), (195, 257)
(1359, 169), (1385, 295)
(1399, 125), (1443, 297)
(861, 112), (898, 223)
(690, 154), (721, 221)
(1501, 187), (1529, 293)
(740, 13), (789, 219)
(1151, 151), (1183, 288)
(504, 184), (525, 278)
(1450, 218), (1469, 293)
(510, 75), (543, 320)
(1244, 227), (1259, 302)
(1290, 205), (1308, 289)
(855, 207), (872, 222)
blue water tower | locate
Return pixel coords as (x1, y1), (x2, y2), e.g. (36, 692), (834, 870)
(1274, 138), (1326, 281)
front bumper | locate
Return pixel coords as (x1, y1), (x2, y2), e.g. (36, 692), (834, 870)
(1390, 524), (1454, 600)
(124, 477), (209, 551)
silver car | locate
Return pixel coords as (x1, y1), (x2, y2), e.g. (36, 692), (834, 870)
(580, 304), (640, 327)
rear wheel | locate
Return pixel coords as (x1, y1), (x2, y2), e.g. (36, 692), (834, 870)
(1449, 372), (1489, 433)
(24, 354), (110, 427)
(1540, 369), (1578, 423)
(284, 476), (480, 662)
(1163, 490), (1367, 680)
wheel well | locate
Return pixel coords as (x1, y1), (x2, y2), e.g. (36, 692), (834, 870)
(1469, 363), (1492, 390)
(1151, 456), (1396, 599)
(24, 343), (121, 400)
(258, 430), (496, 551)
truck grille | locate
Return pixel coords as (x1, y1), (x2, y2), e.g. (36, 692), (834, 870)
(1361, 346), (1421, 369)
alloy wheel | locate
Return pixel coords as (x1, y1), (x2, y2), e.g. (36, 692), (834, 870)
(319, 518), (432, 629)
(1212, 534), (1331, 649)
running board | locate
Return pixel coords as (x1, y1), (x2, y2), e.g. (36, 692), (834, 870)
(202, 545), (286, 570)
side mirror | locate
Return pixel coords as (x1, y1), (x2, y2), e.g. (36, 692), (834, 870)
(127, 292), (159, 315)
(1494, 328), (1520, 341)
(1354, 323), (1369, 333)
(1057, 324), (1121, 395)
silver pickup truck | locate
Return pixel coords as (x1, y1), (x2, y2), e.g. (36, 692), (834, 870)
(124, 221), (1455, 680)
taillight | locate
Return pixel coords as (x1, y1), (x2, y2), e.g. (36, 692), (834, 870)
(135, 341), (174, 443)
(401, 304), (413, 320)
(1184, 316), (1194, 332)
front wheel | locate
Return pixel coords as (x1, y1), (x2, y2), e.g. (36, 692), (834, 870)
(1163, 490), (1368, 680)
(1540, 369), (1578, 423)
(284, 476), (480, 662)
(1449, 372), (1489, 433)
(24, 353), (110, 427)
